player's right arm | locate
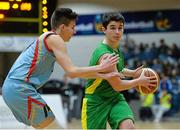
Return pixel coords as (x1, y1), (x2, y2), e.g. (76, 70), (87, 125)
(46, 35), (119, 78)
(98, 53), (156, 92)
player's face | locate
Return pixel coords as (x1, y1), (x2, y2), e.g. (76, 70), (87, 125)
(103, 21), (124, 43)
(62, 20), (76, 42)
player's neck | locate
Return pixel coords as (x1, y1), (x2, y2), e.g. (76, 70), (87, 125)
(102, 39), (118, 50)
(52, 28), (61, 35)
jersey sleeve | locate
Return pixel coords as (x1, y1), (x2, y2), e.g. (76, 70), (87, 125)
(89, 46), (112, 66)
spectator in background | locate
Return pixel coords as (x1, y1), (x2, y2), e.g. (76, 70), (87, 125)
(159, 73), (172, 93)
(170, 68), (180, 115)
(139, 93), (154, 121)
(151, 59), (163, 74)
(158, 38), (169, 56)
(158, 39), (168, 61)
(152, 90), (172, 122)
(171, 43), (179, 60)
(154, 73), (172, 104)
(150, 42), (158, 60)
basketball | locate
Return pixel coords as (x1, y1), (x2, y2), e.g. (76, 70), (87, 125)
(134, 68), (160, 95)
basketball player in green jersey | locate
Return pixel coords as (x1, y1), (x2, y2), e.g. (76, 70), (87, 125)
(81, 12), (157, 129)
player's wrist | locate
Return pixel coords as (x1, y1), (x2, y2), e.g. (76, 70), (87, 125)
(95, 64), (102, 72)
(135, 77), (141, 86)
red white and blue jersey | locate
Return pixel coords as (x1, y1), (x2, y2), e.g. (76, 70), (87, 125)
(7, 31), (56, 89)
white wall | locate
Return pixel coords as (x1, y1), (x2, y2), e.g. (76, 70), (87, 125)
(50, 0), (180, 81)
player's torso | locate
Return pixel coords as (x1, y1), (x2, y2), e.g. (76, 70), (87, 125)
(7, 31), (56, 88)
(85, 43), (125, 100)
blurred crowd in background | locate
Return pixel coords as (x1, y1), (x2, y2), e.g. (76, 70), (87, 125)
(122, 37), (180, 122)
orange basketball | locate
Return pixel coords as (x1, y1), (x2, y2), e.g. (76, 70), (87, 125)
(134, 68), (160, 95)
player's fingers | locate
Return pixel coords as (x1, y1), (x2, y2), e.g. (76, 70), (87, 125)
(110, 59), (119, 66)
(102, 53), (114, 60)
(106, 53), (116, 59)
(149, 79), (157, 83)
(147, 76), (156, 79)
(112, 72), (121, 77)
(109, 53), (116, 57)
(151, 76), (156, 79)
(103, 55), (109, 59)
(119, 73), (125, 78)
(111, 56), (119, 63)
(136, 65), (144, 71)
(109, 55), (119, 65)
(141, 69), (145, 76)
(142, 86), (151, 91)
(149, 83), (158, 87)
(109, 54), (119, 61)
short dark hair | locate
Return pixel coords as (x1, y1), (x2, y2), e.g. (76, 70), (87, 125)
(51, 8), (78, 30)
(102, 12), (125, 29)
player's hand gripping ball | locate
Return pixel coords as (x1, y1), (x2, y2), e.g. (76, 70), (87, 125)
(134, 68), (160, 95)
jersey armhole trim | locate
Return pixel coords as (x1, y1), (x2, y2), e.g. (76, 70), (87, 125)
(43, 32), (56, 53)
(44, 36), (53, 52)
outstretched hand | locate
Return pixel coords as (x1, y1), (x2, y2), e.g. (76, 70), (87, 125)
(99, 53), (119, 72)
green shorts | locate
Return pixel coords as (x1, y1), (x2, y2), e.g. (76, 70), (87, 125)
(81, 95), (134, 129)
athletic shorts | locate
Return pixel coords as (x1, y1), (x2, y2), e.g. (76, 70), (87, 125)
(81, 95), (134, 129)
(2, 78), (55, 127)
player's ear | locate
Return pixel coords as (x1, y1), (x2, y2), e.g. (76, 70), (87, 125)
(59, 24), (65, 31)
(101, 26), (106, 34)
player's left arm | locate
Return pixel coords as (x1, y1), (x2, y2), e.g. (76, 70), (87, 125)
(121, 65), (144, 78)
(98, 55), (155, 91)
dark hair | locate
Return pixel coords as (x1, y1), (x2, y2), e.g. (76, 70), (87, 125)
(102, 12), (125, 29)
(51, 8), (78, 30)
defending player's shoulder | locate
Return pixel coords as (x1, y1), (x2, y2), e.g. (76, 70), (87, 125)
(46, 34), (66, 52)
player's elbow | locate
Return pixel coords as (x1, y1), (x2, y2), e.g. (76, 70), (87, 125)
(108, 79), (125, 92)
(112, 84), (127, 92)
(65, 73), (75, 79)
(65, 71), (76, 79)
(112, 85), (122, 92)
(112, 87), (120, 92)
(108, 81), (121, 92)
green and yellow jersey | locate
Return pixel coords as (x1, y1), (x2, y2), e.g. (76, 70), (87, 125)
(85, 42), (125, 100)
(81, 43), (134, 129)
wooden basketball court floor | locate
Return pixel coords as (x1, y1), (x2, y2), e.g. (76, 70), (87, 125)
(67, 119), (180, 129)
